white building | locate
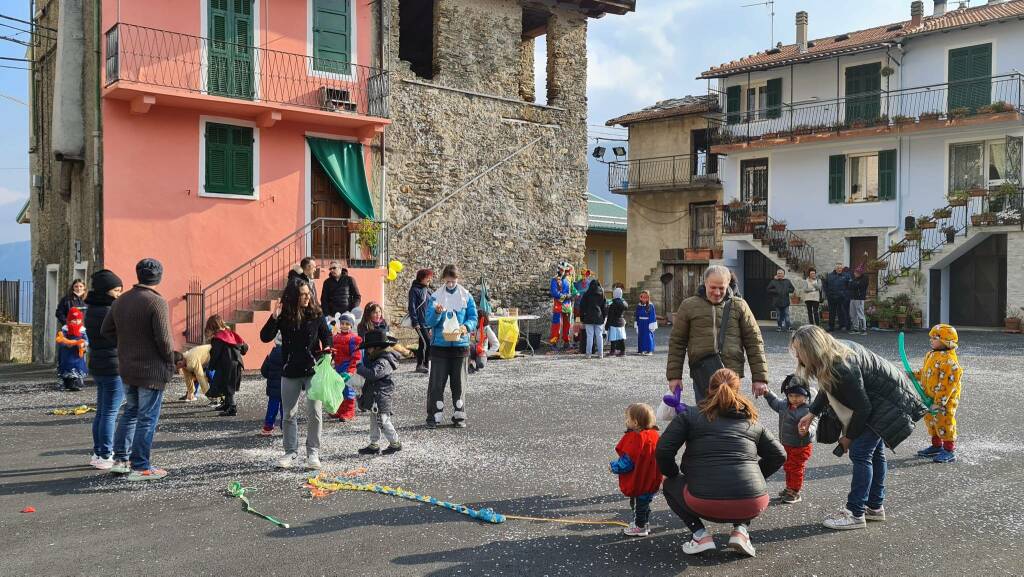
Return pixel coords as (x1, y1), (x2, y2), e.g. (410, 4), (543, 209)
(706, 0), (1024, 328)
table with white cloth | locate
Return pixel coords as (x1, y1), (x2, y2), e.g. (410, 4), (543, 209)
(487, 315), (540, 355)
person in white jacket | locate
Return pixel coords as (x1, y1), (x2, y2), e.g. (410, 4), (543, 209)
(800, 268), (823, 327)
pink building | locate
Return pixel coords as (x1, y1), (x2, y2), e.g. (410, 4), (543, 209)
(67, 0), (388, 362)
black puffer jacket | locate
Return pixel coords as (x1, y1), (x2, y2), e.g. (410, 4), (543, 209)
(260, 314), (331, 379)
(355, 349), (400, 414)
(578, 282), (607, 325)
(849, 274), (869, 300)
(656, 408), (785, 500)
(808, 340), (927, 449)
(83, 291), (117, 376)
(320, 273), (361, 318)
(605, 297), (627, 329)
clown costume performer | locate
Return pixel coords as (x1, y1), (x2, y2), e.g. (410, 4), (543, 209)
(548, 262), (573, 349)
(914, 324), (963, 464)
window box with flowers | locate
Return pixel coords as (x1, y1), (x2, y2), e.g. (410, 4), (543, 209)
(948, 190), (970, 206)
(916, 217), (937, 230)
(933, 207), (952, 219)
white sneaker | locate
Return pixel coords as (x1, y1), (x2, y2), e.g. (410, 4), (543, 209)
(727, 525), (756, 557)
(864, 506), (887, 522)
(305, 450), (322, 470)
(90, 454), (114, 470)
(681, 531), (717, 555)
(622, 523), (649, 537)
(823, 508), (867, 530)
(276, 452), (300, 469)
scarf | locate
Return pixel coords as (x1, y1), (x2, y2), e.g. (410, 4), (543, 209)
(66, 307), (84, 337)
(432, 284), (471, 312)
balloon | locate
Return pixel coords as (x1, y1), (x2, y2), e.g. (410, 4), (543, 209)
(388, 260), (404, 274)
(386, 270), (398, 282)
(898, 332), (934, 407)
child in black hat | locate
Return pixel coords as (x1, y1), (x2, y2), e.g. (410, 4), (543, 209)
(354, 329), (402, 455)
(763, 374), (817, 504)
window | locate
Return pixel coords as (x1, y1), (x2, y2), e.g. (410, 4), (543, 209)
(848, 153), (879, 202)
(746, 85), (767, 121)
(603, 251), (614, 287)
(204, 121), (255, 197)
(587, 249), (599, 274)
(312, 0), (352, 74)
(208, 0), (254, 99)
(949, 138), (1020, 192)
(521, 7), (549, 104)
(948, 43), (992, 111)
(740, 158), (768, 205)
(399, 0), (435, 79)
(726, 78), (781, 124)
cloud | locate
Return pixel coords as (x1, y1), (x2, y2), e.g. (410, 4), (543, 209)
(0, 186), (28, 207)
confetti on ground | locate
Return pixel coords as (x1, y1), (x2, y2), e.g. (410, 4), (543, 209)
(20, 506), (35, 514)
(49, 405), (95, 416)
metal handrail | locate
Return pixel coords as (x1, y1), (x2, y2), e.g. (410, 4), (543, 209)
(608, 153), (719, 193)
(721, 202), (815, 272)
(105, 22), (390, 118)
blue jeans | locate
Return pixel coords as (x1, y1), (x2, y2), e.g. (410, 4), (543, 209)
(776, 306), (791, 329)
(91, 374), (125, 459)
(263, 396), (282, 429)
(584, 324), (604, 357)
(630, 493), (656, 528)
(846, 428), (886, 517)
(113, 385), (164, 471)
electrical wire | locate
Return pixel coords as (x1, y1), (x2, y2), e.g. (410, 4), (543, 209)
(0, 35), (33, 47)
(0, 64), (30, 71)
(0, 21), (52, 40)
(0, 13), (56, 32)
(0, 56), (31, 62)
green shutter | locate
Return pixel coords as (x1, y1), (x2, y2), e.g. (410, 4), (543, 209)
(208, 0), (230, 95)
(208, 0), (253, 99)
(314, 0), (351, 74)
(878, 149), (896, 201)
(845, 62), (881, 123)
(726, 85), (741, 125)
(766, 78), (782, 119)
(205, 123), (253, 196)
(948, 43), (991, 110)
(828, 155), (846, 204)
(230, 0), (254, 99)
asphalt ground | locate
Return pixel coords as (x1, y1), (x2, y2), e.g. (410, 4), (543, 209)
(1, 329), (1022, 577)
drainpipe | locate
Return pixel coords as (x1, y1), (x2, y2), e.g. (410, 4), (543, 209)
(94, 0), (103, 266)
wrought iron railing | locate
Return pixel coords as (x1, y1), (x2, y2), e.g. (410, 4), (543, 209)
(0, 279), (32, 324)
(721, 202), (815, 272)
(709, 74), (1023, 146)
(105, 23), (389, 118)
(608, 153), (720, 193)
(184, 218), (389, 344)
(873, 186), (1023, 294)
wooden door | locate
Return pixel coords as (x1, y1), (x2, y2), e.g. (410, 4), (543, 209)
(311, 161), (351, 261)
(665, 263), (706, 318)
(690, 203), (717, 249)
(849, 236), (878, 300)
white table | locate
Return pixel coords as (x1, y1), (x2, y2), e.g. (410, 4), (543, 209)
(488, 315), (541, 355)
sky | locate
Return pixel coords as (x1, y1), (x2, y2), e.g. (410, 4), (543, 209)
(0, 0), (916, 242)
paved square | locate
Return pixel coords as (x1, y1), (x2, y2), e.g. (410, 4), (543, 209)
(1, 330), (1021, 577)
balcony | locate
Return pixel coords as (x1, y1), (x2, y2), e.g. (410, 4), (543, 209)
(103, 23), (389, 133)
(608, 153), (720, 194)
(709, 74), (1023, 152)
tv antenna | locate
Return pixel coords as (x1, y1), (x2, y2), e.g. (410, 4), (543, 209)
(742, 0), (775, 47)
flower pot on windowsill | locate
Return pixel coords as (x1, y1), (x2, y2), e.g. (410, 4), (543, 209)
(347, 221), (362, 234)
(919, 112), (942, 122)
(948, 197), (969, 207)
(917, 220), (937, 230)
(933, 208), (952, 219)
(969, 186), (989, 198)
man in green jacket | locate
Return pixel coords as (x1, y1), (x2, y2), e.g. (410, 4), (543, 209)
(666, 265), (769, 402)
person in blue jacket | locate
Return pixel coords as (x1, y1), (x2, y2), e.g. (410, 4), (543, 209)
(424, 264), (478, 429)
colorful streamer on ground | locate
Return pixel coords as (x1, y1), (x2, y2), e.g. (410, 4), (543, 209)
(898, 332), (934, 406)
(49, 405), (95, 416)
(227, 482), (290, 529)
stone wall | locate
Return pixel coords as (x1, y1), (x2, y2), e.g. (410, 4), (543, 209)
(1005, 232), (1024, 315)
(383, 0), (590, 321)
(792, 227), (890, 272)
(0, 323), (33, 363)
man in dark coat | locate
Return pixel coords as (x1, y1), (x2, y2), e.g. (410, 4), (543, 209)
(766, 269), (795, 332)
(287, 257), (319, 305)
(824, 263), (851, 332)
(320, 261), (361, 318)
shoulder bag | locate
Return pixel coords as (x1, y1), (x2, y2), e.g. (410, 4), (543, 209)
(689, 299), (732, 403)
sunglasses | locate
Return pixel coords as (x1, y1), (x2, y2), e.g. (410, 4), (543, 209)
(330, 267), (339, 271)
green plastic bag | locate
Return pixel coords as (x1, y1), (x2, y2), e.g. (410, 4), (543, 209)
(308, 354), (348, 415)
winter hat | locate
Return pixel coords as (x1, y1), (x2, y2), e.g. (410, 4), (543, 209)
(339, 312), (357, 327)
(90, 269), (123, 294)
(929, 324), (959, 349)
(66, 307), (84, 337)
(613, 287), (623, 300)
(781, 374), (810, 398)
(136, 258), (164, 286)
(359, 329), (398, 350)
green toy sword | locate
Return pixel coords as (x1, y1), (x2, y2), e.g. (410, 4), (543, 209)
(898, 332), (933, 407)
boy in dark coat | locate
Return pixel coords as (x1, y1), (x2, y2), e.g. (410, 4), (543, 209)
(763, 374), (817, 504)
(354, 330), (402, 455)
(259, 342), (284, 436)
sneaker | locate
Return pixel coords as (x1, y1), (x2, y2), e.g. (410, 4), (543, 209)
(933, 449), (957, 463)
(823, 508), (867, 531)
(358, 444), (381, 455)
(126, 467), (168, 482)
(276, 452), (300, 469)
(90, 454), (114, 470)
(110, 460), (130, 474)
(208, 398), (222, 407)
(258, 427), (274, 437)
(305, 451), (322, 470)
(219, 406), (237, 417)
(864, 506), (887, 522)
(778, 488), (791, 499)
(781, 490), (802, 504)
(381, 442), (403, 455)
(917, 445), (943, 457)
(415, 366), (429, 374)
(452, 420), (467, 429)
(681, 531), (716, 555)
(727, 525), (756, 557)
(425, 419), (437, 430)
(178, 394), (189, 401)
(622, 523), (649, 537)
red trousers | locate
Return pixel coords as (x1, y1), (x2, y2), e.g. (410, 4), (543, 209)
(783, 444), (813, 492)
(334, 398), (356, 420)
(549, 313), (570, 344)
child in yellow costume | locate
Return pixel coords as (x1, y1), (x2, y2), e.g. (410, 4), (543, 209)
(914, 324), (963, 463)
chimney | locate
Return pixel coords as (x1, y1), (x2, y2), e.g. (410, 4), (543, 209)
(988, 0), (1003, 5)
(910, 1), (924, 27)
(933, 0), (946, 16)
(796, 11), (808, 53)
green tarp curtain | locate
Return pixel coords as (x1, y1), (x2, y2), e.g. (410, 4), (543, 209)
(306, 137), (375, 219)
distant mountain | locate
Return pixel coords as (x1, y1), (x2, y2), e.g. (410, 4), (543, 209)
(0, 240), (30, 281)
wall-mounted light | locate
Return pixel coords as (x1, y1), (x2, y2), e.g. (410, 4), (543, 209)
(612, 147), (626, 158)
(592, 146), (606, 159)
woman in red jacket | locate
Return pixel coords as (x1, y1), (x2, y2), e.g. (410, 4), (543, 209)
(610, 403), (662, 537)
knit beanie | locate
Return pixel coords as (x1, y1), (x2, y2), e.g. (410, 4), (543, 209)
(136, 258), (164, 286)
(90, 269), (123, 294)
(613, 287), (623, 300)
(339, 312), (357, 327)
(781, 373), (811, 398)
(929, 323), (959, 349)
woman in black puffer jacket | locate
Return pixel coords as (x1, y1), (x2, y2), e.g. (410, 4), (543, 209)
(83, 269), (125, 470)
(792, 325), (927, 531)
(656, 368), (785, 558)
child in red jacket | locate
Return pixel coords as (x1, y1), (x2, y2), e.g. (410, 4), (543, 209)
(331, 312), (362, 421)
(610, 403), (662, 536)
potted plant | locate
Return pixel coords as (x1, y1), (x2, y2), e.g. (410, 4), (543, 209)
(868, 259), (887, 272)
(919, 110), (942, 122)
(1005, 307), (1023, 333)
(789, 238), (806, 247)
(904, 229), (922, 241)
(892, 114), (915, 126)
(942, 225), (957, 244)
(989, 182), (1017, 213)
(749, 212), (767, 225)
(950, 106), (971, 119)
(873, 114), (890, 127)
(933, 207), (952, 219)
(878, 307), (893, 330)
(997, 207), (1021, 225)
(947, 189), (969, 206)
(917, 216), (937, 229)
(911, 309), (923, 328)
(728, 197), (744, 209)
(971, 212), (996, 226)
(889, 241), (906, 253)
(356, 219), (381, 257)
(771, 220), (787, 232)
(881, 65), (895, 77)
(990, 100), (1014, 113)
(969, 184), (989, 198)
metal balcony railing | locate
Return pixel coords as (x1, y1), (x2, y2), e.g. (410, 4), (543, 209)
(608, 153), (720, 193)
(105, 23), (389, 118)
(721, 201), (816, 273)
(708, 73), (1023, 146)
